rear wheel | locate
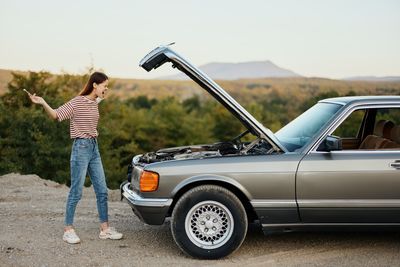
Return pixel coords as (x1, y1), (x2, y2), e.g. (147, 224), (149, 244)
(171, 185), (247, 259)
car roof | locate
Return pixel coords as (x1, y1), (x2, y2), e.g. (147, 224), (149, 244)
(320, 95), (400, 106)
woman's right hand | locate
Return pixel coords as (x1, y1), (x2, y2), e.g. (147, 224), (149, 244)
(25, 90), (57, 119)
(29, 93), (45, 105)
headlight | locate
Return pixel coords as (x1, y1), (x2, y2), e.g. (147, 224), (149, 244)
(139, 170), (159, 192)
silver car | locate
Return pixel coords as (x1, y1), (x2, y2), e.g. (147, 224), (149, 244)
(121, 45), (400, 259)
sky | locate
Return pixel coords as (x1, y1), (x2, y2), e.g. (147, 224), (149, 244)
(0, 0), (399, 79)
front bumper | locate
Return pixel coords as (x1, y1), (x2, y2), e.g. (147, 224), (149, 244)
(120, 182), (172, 225)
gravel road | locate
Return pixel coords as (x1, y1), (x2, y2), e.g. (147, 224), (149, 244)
(1, 173), (399, 267)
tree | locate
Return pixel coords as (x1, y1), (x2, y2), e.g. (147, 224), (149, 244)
(0, 72), (70, 183)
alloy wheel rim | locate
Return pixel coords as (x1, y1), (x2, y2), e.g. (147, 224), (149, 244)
(185, 200), (234, 249)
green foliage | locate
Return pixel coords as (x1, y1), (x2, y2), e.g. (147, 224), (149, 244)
(0, 72), (71, 184)
(333, 109), (365, 138)
(300, 90), (340, 112)
(212, 105), (244, 140)
(0, 71), (398, 189)
(125, 95), (158, 109)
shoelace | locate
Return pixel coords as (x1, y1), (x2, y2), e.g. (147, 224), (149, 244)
(101, 227), (116, 234)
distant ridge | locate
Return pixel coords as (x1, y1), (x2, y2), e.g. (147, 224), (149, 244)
(343, 76), (400, 82)
(158, 60), (301, 80)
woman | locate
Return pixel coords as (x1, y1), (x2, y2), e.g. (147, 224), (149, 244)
(28, 72), (123, 244)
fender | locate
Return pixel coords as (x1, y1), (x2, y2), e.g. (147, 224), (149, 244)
(171, 174), (253, 201)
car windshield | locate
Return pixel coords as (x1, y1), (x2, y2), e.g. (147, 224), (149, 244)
(275, 102), (342, 152)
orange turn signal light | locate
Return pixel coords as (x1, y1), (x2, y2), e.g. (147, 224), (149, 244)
(139, 170), (159, 192)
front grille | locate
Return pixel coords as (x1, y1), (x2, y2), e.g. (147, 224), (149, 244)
(127, 163), (133, 183)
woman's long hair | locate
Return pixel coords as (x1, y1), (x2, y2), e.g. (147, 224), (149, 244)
(79, 72), (108, 96)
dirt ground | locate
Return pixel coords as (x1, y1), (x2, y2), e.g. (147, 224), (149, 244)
(1, 173), (399, 267)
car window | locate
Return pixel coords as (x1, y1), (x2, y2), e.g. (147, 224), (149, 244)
(333, 109), (365, 138)
(275, 102), (342, 152)
(376, 108), (400, 125)
(331, 107), (400, 150)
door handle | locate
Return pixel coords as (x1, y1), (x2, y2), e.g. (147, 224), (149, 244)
(390, 160), (400, 170)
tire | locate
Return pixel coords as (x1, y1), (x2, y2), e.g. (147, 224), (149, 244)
(171, 185), (248, 259)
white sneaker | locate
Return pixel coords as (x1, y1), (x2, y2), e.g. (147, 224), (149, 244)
(99, 227), (123, 240)
(63, 229), (81, 244)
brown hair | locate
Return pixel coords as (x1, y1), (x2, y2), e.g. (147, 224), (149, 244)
(79, 72), (108, 96)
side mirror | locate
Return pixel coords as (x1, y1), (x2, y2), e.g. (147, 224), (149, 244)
(317, 135), (342, 152)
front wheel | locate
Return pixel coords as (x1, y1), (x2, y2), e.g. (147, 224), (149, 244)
(171, 185), (248, 259)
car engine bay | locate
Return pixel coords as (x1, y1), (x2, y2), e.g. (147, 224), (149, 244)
(136, 130), (275, 164)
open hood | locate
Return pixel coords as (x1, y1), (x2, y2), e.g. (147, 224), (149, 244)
(139, 44), (286, 152)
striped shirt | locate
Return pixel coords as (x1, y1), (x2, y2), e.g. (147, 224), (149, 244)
(55, 96), (99, 139)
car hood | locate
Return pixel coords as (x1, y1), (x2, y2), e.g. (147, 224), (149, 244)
(139, 45), (286, 152)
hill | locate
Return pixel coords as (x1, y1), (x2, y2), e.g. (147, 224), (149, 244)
(1, 69), (399, 103)
(343, 76), (400, 82)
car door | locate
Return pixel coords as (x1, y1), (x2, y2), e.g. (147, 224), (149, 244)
(296, 104), (400, 223)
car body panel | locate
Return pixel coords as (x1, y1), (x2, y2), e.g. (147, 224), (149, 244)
(297, 150), (400, 223)
(121, 182), (172, 225)
(144, 153), (300, 199)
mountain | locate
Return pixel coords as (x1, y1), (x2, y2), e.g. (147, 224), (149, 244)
(158, 60), (301, 80)
(343, 76), (400, 82)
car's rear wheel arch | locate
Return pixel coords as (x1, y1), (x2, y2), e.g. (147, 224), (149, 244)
(168, 180), (258, 222)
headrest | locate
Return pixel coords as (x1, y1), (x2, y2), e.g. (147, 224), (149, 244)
(390, 125), (400, 143)
(383, 121), (395, 139)
(374, 120), (394, 138)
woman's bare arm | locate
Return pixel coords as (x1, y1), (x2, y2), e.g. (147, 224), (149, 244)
(27, 92), (57, 120)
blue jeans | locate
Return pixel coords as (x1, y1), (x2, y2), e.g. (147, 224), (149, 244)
(64, 138), (108, 226)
